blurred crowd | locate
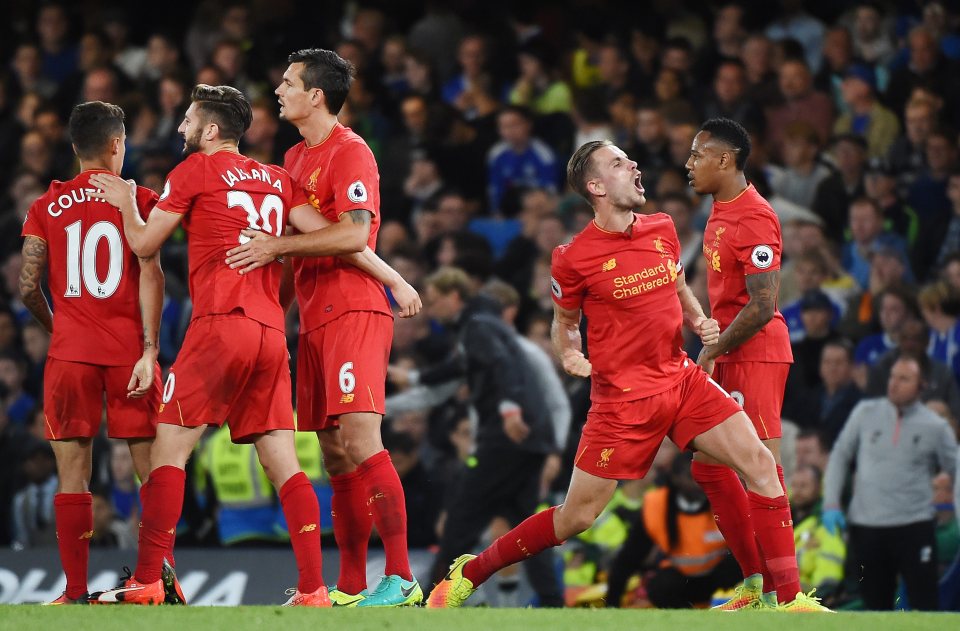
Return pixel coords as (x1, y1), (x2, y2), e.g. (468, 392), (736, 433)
(1, 0), (960, 610)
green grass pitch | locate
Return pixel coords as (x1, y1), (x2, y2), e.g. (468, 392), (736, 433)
(2, 606), (958, 631)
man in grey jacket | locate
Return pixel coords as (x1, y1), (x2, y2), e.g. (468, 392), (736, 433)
(823, 354), (957, 610)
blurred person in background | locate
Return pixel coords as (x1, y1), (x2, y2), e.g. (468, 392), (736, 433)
(606, 453), (739, 609)
(824, 354), (957, 610)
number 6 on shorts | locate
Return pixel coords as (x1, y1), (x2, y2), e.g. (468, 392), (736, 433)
(339, 362), (355, 394)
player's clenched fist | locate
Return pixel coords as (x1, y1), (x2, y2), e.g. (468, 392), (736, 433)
(561, 350), (592, 378)
(693, 316), (720, 346)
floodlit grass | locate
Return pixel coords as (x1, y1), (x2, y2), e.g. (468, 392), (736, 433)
(2, 605), (957, 631)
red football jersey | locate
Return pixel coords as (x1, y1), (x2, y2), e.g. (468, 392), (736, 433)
(702, 184), (793, 364)
(21, 170), (158, 365)
(156, 151), (306, 332)
(283, 123), (390, 333)
(551, 213), (688, 403)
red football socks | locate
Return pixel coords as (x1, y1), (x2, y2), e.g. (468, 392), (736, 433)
(330, 470), (372, 594)
(690, 461), (764, 578)
(463, 506), (560, 586)
(279, 472), (324, 593)
(135, 466), (185, 584)
(55, 493), (93, 599)
(140, 482), (174, 569)
(748, 490), (801, 603)
(357, 450), (411, 581)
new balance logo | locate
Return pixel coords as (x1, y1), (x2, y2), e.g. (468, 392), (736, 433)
(79, 530), (94, 540)
(298, 523), (318, 534)
(602, 258), (617, 271)
(340, 393), (355, 403)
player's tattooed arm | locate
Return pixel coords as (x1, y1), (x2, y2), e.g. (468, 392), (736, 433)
(701, 269), (778, 361)
(129, 253), (163, 398)
(551, 303), (591, 378)
(18, 236), (53, 334)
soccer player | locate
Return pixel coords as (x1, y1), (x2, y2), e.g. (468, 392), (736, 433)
(90, 85), (332, 606)
(224, 49), (420, 607)
(426, 140), (828, 612)
(18, 101), (169, 605)
(686, 117), (801, 609)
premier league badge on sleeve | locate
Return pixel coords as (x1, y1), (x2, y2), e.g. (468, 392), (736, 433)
(347, 180), (368, 203)
(751, 245), (773, 269)
(551, 277), (563, 298)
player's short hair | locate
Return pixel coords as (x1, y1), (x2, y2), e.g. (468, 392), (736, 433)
(700, 117), (751, 170)
(567, 140), (613, 203)
(68, 101), (125, 160)
(425, 266), (473, 301)
(190, 84), (252, 142)
(288, 48), (355, 115)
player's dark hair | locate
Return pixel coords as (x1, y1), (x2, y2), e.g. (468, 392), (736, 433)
(68, 101), (125, 160)
(288, 48), (355, 115)
(700, 117), (751, 170)
(567, 140), (613, 203)
(190, 84), (252, 141)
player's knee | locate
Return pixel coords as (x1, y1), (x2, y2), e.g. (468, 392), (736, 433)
(557, 504), (599, 538)
(740, 443), (777, 487)
(320, 444), (353, 476)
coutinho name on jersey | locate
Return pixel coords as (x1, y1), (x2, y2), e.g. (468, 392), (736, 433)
(612, 260), (678, 300)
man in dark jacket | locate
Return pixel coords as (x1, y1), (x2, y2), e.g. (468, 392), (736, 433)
(418, 266), (562, 606)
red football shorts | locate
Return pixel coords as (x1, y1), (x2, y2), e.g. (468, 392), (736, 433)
(296, 310), (392, 431)
(44, 356), (160, 440)
(574, 361), (742, 480)
(158, 314), (294, 443)
(712, 361), (789, 440)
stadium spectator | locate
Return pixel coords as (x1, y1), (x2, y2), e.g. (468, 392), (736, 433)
(606, 453), (740, 609)
(10, 437), (58, 549)
(842, 197), (910, 290)
(766, 121), (831, 210)
(790, 464), (845, 601)
(812, 133), (868, 243)
(487, 106), (559, 212)
(0, 353), (36, 426)
(833, 63), (899, 159)
(887, 97), (936, 189)
(509, 40), (572, 116)
(765, 59), (834, 161)
(918, 281), (960, 384)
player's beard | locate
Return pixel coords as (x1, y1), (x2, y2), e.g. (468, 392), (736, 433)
(182, 128), (203, 155)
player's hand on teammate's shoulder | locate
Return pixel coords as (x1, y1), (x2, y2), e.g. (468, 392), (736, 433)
(696, 346), (716, 376)
(561, 350), (592, 378)
(693, 316), (720, 346)
(391, 280), (422, 318)
(225, 229), (280, 274)
(90, 173), (136, 211)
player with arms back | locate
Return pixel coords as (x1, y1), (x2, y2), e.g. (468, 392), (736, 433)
(90, 85), (331, 607)
(19, 101), (168, 606)
(687, 118), (802, 609)
(427, 140), (828, 612)
(225, 49), (420, 607)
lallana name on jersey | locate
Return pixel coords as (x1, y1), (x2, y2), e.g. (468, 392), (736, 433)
(47, 187), (107, 217)
(220, 167), (285, 192)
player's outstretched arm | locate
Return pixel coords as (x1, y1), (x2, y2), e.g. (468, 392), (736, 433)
(18, 236), (53, 334)
(89, 173), (182, 257)
(225, 205), (370, 273)
(129, 253), (163, 398)
(551, 303), (591, 378)
(278, 205), (421, 317)
(676, 270), (719, 344)
(700, 269), (778, 364)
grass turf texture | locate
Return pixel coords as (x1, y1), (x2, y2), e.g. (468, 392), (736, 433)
(2, 606), (957, 630)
